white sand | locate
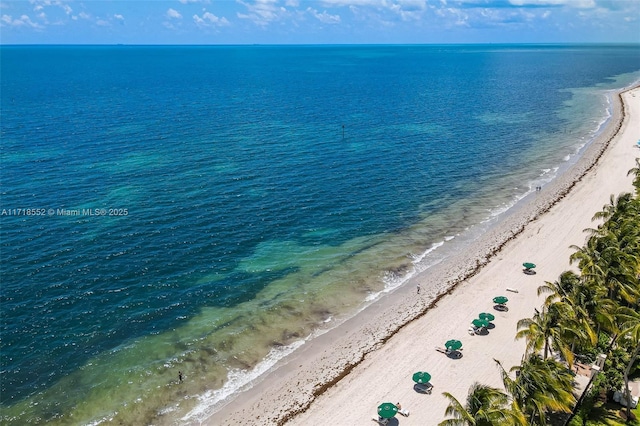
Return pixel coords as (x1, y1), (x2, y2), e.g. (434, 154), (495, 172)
(210, 86), (640, 426)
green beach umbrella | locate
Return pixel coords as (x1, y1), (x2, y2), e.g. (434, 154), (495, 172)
(377, 402), (398, 419)
(412, 371), (432, 384)
(493, 296), (508, 305)
(479, 312), (495, 322)
(445, 339), (463, 351)
(523, 262), (536, 269)
(472, 318), (489, 328)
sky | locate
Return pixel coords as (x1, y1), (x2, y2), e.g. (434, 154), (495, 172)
(0, 0), (639, 45)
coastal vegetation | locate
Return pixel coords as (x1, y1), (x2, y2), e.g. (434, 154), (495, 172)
(439, 159), (640, 425)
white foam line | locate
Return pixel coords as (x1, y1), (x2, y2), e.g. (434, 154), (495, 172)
(363, 240), (449, 303)
(412, 240), (444, 264)
(84, 413), (117, 426)
(181, 339), (307, 425)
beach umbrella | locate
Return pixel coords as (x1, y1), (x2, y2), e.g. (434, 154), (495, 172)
(472, 318), (489, 328)
(479, 312), (495, 322)
(523, 262), (536, 269)
(412, 371), (432, 384)
(377, 402), (398, 419)
(445, 339), (463, 351)
(493, 296), (508, 305)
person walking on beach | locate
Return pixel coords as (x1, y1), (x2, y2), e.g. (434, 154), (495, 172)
(416, 284), (421, 294)
(178, 371), (183, 383)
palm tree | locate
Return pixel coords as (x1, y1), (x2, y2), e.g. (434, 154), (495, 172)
(439, 382), (526, 426)
(537, 272), (597, 351)
(515, 312), (547, 358)
(496, 355), (576, 425)
(537, 271), (580, 305)
(591, 192), (635, 224)
(570, 275), (618, 340)
(516, 303), (578, 366)
(570, 232), (638, 306)
(573, 191), (639, 308)
(617, 306), (640, 420)
(569, 239), (605, 289)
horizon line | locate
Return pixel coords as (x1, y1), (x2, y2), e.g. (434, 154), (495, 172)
(2, 41), (640, 47)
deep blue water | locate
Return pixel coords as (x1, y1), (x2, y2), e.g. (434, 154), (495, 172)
(1, 44), (639, 422)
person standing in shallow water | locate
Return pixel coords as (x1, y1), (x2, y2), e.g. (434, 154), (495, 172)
(178, 371), (183, 383)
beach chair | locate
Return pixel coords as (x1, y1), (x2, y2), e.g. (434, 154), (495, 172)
(371, 417), (389, 425)
(398, 408), (410, 417)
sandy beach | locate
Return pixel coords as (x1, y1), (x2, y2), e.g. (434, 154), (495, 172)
(209, 85), (640, 426)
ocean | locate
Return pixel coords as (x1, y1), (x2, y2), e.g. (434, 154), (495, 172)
(1, 44), (639, 425)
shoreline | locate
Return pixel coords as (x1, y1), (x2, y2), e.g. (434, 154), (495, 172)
(206, 84), (639, 426)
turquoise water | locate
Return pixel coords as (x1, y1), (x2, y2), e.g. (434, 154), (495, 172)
(1, 44), (639, 425)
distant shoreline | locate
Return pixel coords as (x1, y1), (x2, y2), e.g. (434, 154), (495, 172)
(208, 84), (639, 425)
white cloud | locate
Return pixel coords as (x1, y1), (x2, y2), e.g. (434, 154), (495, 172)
(114, 14), (124, 21)
(318, 0), (426, 21)
(389, 0), (426, 20)
(0, 13), (43, 28)
(319, 0), (382, 5)
(307, 7), (341, 23)
(438, 7), (469, 26)
(398, 0), (427, 8)
(193, 11), (230, 26)
(78, 11), (90, 20)
(31, 1), (74, 15)
(509, 0), (596, 7)
(179, 0), (211, 3)
(167, 8), (183, 19)
(96, 18), (109, 26)
(237, 0), (289, 26)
